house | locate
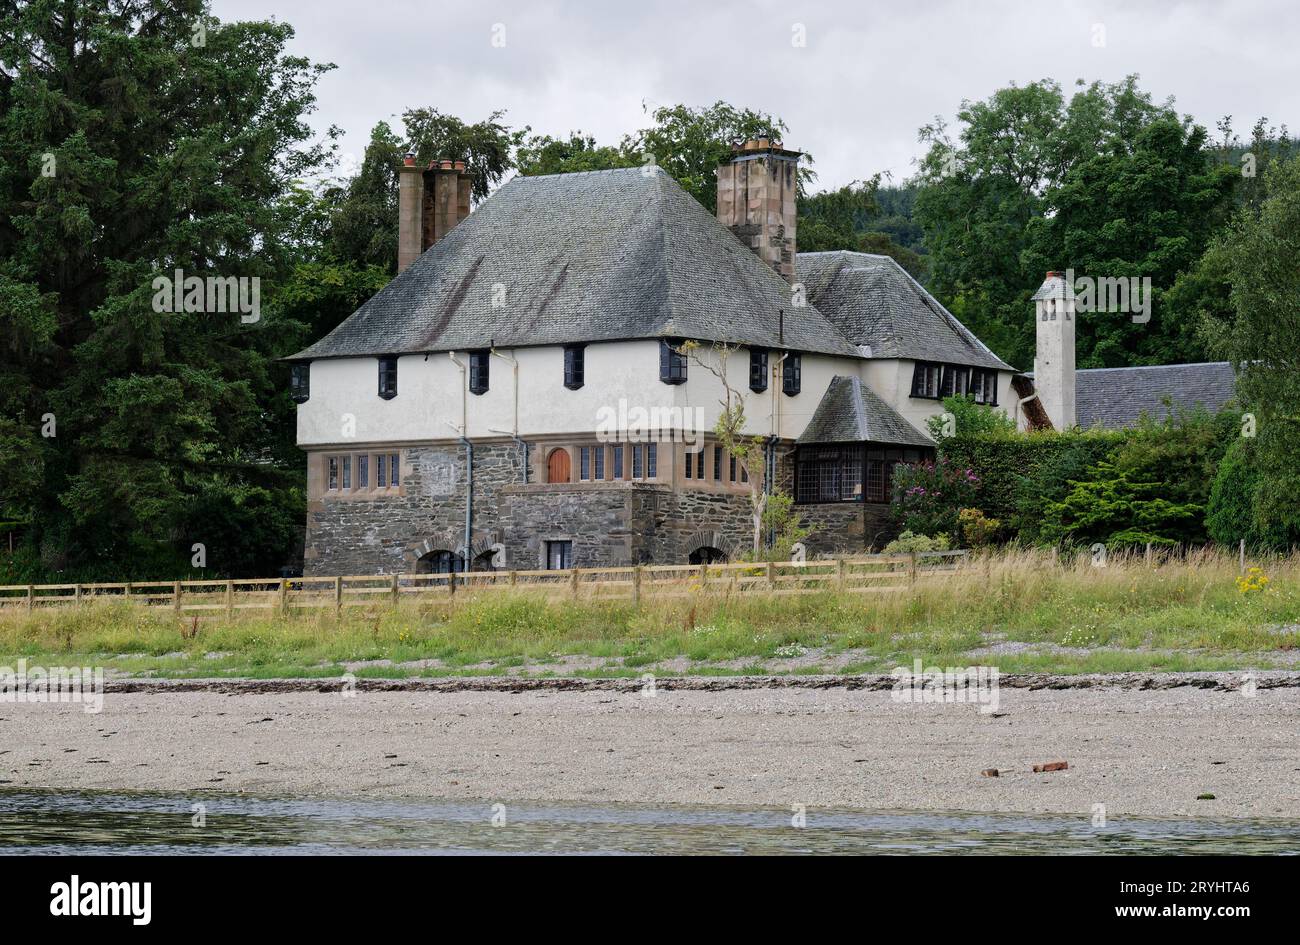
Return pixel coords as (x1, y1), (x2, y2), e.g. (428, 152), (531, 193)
(287, 141), (1017, 575)
(1024, 271), (1239, 430)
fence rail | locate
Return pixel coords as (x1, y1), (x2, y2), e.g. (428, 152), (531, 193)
(0, 552), (968, 614)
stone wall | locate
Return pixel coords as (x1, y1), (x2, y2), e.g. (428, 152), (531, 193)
(304, 438), (902, 575)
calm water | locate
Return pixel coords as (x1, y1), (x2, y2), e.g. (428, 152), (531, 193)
(1, 789), (1297, 855)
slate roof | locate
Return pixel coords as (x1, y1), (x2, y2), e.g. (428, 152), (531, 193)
(796, 252), (1013, 372)
(797, 375), (934, 447)
(290, 167), (859, 360)
(1074, 362), (1238, 429)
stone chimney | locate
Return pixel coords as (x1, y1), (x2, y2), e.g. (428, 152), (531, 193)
(716, 138), (801, 282)
(1032, 271), (1077, 430)
(397, 155), (473, 273)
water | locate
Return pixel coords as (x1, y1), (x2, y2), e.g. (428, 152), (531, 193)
(1, 789), (1296, 855)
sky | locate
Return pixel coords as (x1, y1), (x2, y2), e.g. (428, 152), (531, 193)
(211, 0), (1300, 192)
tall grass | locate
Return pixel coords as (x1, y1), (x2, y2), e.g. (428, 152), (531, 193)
(0, 548), (1295, 676)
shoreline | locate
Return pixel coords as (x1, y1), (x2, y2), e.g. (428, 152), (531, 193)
(7, 673), (1299, 820)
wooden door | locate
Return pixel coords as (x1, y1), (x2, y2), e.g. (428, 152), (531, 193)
(547, 448), (571, 483)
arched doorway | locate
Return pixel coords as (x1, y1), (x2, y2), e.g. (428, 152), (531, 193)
(473, 549), (500, 571)
(546, 448), (571, 483)
(688, 546), (728, 565)
(416, 550), (464, 573)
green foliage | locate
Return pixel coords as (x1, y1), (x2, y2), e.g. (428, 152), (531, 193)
(925, 395), (1017, 440)
(515, 132), (639, 177)
(882, 530), (950, 553)
(0, 1), (332, 578)
(914, 76), (1240, 370)
(1039, 461), (1202, 548)
(958, 508), (1000, 546)
(1206, 439), (1300, 552)
(891, 458), (981, 537)
(1205, 155), (1300, 540)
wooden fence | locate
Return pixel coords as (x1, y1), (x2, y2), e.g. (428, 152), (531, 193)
(0, 551), (967, 615)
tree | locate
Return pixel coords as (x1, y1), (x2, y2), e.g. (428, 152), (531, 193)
(1205, 155), (1300, 540)
(515, 132), (638, 177)
(0, 1), (333, 578)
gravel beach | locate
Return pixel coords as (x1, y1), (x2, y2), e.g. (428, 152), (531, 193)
(5, 675), (1299, 819)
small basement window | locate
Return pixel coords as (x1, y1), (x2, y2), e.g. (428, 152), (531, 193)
(546, 540), (573, 571)
(378, 356), (398, 399)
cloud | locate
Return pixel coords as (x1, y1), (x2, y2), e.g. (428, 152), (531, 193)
(213, 0), (1300, 190)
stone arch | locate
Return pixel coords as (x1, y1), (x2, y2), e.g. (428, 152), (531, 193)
(683, 529), (739, 564)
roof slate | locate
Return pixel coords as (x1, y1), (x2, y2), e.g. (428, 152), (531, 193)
(796, 252), (1013, 372)
(1073, 362), (1238, 429)
(798, 375), (934, 447)
(291, 167), (859, 360)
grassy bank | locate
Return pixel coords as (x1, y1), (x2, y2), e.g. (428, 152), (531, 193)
(1, 549), (1297, 678)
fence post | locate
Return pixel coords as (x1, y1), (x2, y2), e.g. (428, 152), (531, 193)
(74, 583), (82, 606)
(909, 553), (918, 587)
(1239, 539), (1246, 574)
(632, 565), (642, 605)
(334, 576), (342, 614)
(448, 570), (457, 597)
(1145, 542), (1153, 566)
(391, 573), (400, 606)
(509, 570), (518, 587)
(125, 581), (133, 605)
(699, 562), (707, 586)
(173, 581), (182, 614)
(226, 580), (234, 618)
(279, 579), (288, 615)
(26, 584), (34, 612)
(570, 568), (579, 600)
(837, 557), (846, 591)
(766, 561), (776, 590)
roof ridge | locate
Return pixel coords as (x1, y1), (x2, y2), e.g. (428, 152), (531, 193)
(1077, 361), (1234, 373)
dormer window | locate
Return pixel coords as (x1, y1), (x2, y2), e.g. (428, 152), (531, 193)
(749, 349), (768, 392)
(378, 356), (398, 399)
(290, 363), (310, 404)
(469, 350), (489, 395)
(659, 339), (687, 385)
(782, 352), (801, 396)
(564, 345), (585, 390)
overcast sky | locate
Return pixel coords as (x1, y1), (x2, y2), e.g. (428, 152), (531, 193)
(212, 0), (1299, 191)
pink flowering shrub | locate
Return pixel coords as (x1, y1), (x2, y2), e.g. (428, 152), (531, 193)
(891, 457), (982, 539)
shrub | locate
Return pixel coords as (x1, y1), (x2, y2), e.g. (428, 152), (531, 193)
(925, 395), (1017, 440)
(1039, 461), (1203, 548)
(958, 507), (1000, 546)
(891, 457), (980, 536)
(883, 530), (951, 553)
(1206, 438), (1300, 551)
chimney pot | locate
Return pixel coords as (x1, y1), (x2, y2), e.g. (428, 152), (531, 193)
(1046, 270), (1061, 279)
(403, 152), (416, 166)
(439, 159), (454, 170)
(453, 160), (466, 172)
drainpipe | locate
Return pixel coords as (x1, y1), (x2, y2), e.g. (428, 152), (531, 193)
(448, 353), (471, 572)
(489, 347), (526, 483)
(1014, 390), (1041, 431)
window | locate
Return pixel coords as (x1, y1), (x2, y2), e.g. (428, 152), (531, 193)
(594, 445), (605, 480)
(328, 456), (339, 491)
(341, 456), (352, 490)
(613, 444), (624, 479)
(378, 356), (398, 399)
(564, 345), (585, 390)
(713, 446), (722, 481)
(469, 350), (489, 395)
(941, 365), (970, 398)
(579, 446), (591, 481)
(971, 369), (999, 406)
(795, 445), (863, 503)
(417, 550), (462, 574)
(327, 452), (400, 493)
(910, 362), (941, 399)
(749, 349), (768, 392)
(684, 450), (694, 479)
(388, 453), (400, 487)
(782, 353), (801, 396)
(632, 444), (643, 479)
(730, 454), (737, 482)
(376, 453), (385, 487)
(358, 455), (368, 488)
(659, 338), (687, 385)
(290, 363), (310, 403)
(546, 540), (573, 571)
(646, 443), (657, 479)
